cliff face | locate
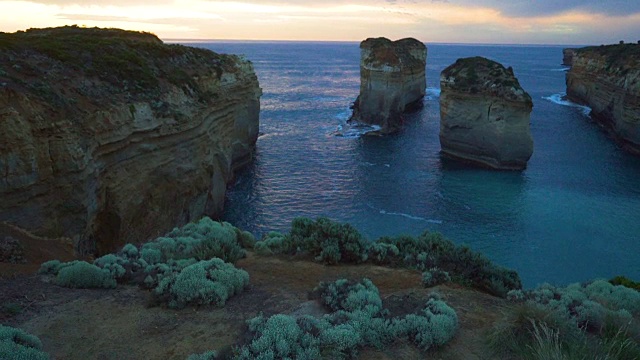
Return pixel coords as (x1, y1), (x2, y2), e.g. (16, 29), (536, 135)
(0, 26), (261, 255)
(565, 44), (640, 155)
(562, 48), (577, 66)
(439, 57), (533, 170)
(349, 37), (426, 133)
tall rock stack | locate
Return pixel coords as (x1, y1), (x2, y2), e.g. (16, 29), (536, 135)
(0, 26), (261, 255)
(439, 57), (534, 170)
(565, 44), (640, 155)
(349, 37), (426, 133)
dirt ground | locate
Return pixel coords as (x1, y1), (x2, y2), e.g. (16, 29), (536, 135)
(1, 254), (512, 359)
(0, 228), (513, 359)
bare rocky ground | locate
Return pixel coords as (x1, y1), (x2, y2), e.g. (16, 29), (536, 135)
(0, 226), (513, 360)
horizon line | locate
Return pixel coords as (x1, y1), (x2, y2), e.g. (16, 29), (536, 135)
(162, 38), (597, 47)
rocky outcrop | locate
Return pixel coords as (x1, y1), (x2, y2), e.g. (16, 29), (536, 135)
(562, 48), (577, 66)
(439, 57), (533, 170)
(565, 44), (640, 155)
(349, 37), (426, 133)
(0, 26), (261, 255)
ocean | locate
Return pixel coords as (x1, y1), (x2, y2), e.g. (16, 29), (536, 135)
(188, 41), (640, 288)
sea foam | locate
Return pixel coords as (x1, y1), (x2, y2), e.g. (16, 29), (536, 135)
(543, 93), (591, 116)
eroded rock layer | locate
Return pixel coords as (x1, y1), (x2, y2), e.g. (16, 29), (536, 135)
(565, 44), (640, 155)
(439, 57), (533, 170)
(349, 37), (426, 133)
(0, 26), (261, 254)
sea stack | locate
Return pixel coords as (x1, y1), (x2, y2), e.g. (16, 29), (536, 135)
(565, 44), (640, 155)
(439, 57), (534, 170)
(349, 37), (426, 133)
(0, 26), (261, 255)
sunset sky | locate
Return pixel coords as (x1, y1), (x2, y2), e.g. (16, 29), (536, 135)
(1, 0), (640, 44)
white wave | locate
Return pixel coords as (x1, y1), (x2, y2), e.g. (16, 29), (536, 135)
(550, 67), (571, 72)
(333, 121), (382, 138)
(425, 87), (441, 100)
(543, 93), (591, 116)
(378, 209), (443, 224)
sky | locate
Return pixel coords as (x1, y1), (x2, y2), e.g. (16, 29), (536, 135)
(1, 0), (640, 44)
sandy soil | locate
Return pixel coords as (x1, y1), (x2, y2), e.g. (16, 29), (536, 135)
(1, 249), (513, 360)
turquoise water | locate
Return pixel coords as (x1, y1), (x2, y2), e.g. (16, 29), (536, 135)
(192, 42), (640, 288)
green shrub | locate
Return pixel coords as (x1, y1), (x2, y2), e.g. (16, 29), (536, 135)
(610, 276), (640, 291)
(391, 298), (459, 351)
(376, 231), (521, 297)
(0, 325), (49, 360)
(316, 278), (383, 315)
(368, 242), (400, 266)
(37, 260), (63, 275)
(289, 217), (369, 264)
(55, 261), (117, 289)
(93, 254), (127, 280)
(153, 258), (249, 309)
(492, 280), (640, 360)
(422, 268), (451, 287)
(254, 232), (294, 256)
(236, 279), (458, 358)
(149, 217), (246, 263)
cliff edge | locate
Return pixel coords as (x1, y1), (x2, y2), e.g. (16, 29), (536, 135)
(0, 26), (261, 255)
(439, 57), (533, 170)
(565, 44), (640, 155)
(349, 37), (426, 133)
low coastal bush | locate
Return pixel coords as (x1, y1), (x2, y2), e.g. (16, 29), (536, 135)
(38, 217), (252, 309)
(229, 278), (458, 359)
(55, 261), (117, 289)
(289, 217), (369, 264)
(0, 325), (49, 360)
(255, 217), (521, 297)
(422, 268), (451, 287)
(610, 275), (640, 291)
(489, 280), (640, 359)
(153, 258), (249, 309)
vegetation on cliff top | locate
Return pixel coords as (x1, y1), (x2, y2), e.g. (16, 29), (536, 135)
(0, 25), (243, 98)
(576, 43), (640, 70)
(256, 217), (521, 297)
(441, 56), (532, 104)
(360, 37), (426, 68)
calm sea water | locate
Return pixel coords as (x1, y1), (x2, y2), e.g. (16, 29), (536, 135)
(189, 41), (640, 288)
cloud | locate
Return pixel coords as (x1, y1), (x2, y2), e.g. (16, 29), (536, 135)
(432, 0), (640, 17)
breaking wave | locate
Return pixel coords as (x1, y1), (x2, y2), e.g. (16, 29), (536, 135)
(543, 93), (591, 116)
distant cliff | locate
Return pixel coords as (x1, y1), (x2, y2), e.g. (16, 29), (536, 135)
(0, 26), (261, 255)
(349, 37), (426, 133)
(562, 48), (577, 66)
(439, 57), (533, 170)
(565, 44), (640, 155)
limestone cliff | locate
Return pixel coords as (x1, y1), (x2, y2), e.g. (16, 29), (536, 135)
(562, 48), (577, 66)
(565, 44), (640, 155)
(439, 57), (533, 170)
(0, 26), (261, 255)
(349, 37), (426, 133)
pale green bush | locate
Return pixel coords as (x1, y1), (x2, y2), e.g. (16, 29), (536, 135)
(154, 258), (249, 309)
(55, 261), (116, 289)
(422, 268), (451, 287)
(186, 350), (217, 360)
(0, 325), (49, 360)
(235, 279), (458, 359)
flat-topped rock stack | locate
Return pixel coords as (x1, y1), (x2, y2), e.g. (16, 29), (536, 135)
(349, 37), (427, 133)
(439, 57), (534, 170)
